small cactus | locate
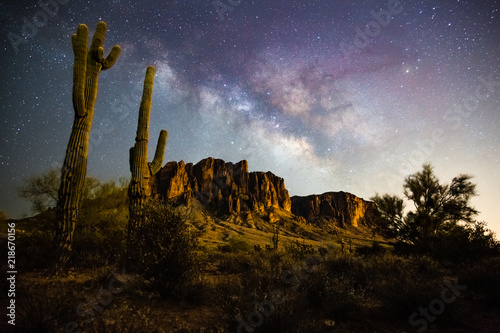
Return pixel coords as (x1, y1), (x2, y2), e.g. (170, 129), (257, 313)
(127, 66), (168, 262)
(55, 21), (121, 268)
(272, 226), (280, 250)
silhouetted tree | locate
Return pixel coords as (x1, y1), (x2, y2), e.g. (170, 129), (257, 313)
(19, 168), (114, 215)
(403, 164), (478, 238)
(370, 193), (405, 239)
(18, 169), (59, 214)
(372, 164), (479, 244)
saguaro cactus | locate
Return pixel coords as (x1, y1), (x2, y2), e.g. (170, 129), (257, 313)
(55, 21), (121, 268)
(128, 66), (168, 260)
(272, 226), (280, 250)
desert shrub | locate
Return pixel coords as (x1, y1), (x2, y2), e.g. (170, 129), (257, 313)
(285, 239), (316, 260)
(218, 235), (253, 253)
(458, 258), (500, 307)
(72, 210), (127, 268)
(84, 302), (158, 333)
(16, 229), (55, 269)
(17, 285), (79, 332)
(302, 254), (369, 320)
(71, 186), (128, 267)
(395, 222), (498, 263)
(299, 254), (446, 322)
(211, 251), (313, 332)
(134, 200), (200, 299)
(356, 241), (387, 256)
(447, 221), (498, 260)
(369, 255), (444, 318)
(216, 252), (257, 274)
(8, 210), (57, 270)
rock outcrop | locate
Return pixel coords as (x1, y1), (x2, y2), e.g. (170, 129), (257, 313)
(291, 192), (376, 228)
(151, 157), (291, 216)
(151, 158), (375, 228)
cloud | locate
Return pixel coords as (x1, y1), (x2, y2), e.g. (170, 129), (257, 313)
(248, 50), (384, 146)
(251, 66), (316, 117)
(189, 82), (340, 195)
(235, 121), (340, 195)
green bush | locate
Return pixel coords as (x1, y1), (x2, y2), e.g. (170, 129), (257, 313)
(134, 200), (200, 299)
(72, 187), (128, 268)
(72, 209), (127, 268)
(227, 235), (254, 252)
(218, 235), (254, 253)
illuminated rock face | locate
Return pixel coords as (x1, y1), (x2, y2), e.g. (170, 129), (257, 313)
(291, 192), (376, 228)
(151, 157), (291, 215)
(152, 158), (374, 227)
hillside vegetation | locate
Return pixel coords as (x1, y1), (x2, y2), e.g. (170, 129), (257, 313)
(1, 177), (499, 332)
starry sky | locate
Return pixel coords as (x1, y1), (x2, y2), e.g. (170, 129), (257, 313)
(1, 0), (499, 233)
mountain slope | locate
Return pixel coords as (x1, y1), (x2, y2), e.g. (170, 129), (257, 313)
(150, 157), (380, 248)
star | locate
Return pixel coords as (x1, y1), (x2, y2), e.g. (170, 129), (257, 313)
(0, 0), (498, 233)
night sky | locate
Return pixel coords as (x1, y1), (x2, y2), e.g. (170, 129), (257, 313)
(1, 1), (499, 233)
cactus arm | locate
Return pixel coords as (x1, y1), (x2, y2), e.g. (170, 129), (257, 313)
(102, 45), (121, 70)
(89, 21), (121, 70)
(90, 21), (107, 58)
(71, 24), (88, 117)
(149, 129), (168, 175)
(136, 66), (155, 141)
(83, 22), (121, 116)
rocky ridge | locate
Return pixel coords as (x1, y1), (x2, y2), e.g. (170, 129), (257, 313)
(151, 157), (291, 216)
(291, 192), (376, 228)
(151, 157), (375, 228)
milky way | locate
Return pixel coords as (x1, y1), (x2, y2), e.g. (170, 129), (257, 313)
(1, 0), (499, 232)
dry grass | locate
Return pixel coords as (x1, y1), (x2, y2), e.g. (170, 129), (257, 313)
(4, 198), (499, 332)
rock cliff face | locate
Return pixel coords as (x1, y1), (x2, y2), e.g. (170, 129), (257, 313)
(151, 158), (375, 228)
(151, 157), (291, 216)
(291, 192), (376, 228)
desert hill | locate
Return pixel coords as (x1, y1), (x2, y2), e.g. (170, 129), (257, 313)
(1, 157), (383, 251)
(148, 157), (379, 248)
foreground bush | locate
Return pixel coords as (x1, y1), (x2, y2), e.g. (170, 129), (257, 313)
(16, 229), (55, 270)
(210, 251), (453, 331)
(394, 221), (499, 264)
(133, 200), (200, 299)
(459, 257), (500, 308)
(73, 202), (128, 267)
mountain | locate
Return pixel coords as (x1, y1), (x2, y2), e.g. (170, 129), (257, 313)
(151, 157), (291, 216)
(151, 157), (376, 231)
(291, 192), (376, 228)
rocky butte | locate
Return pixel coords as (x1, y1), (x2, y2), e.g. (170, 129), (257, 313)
(291, 192), (376, 228)
(150, 157), (291, 216)
(150, 157), (376, 228)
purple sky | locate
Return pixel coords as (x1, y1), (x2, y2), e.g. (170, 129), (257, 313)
(1, 0), (499, 233)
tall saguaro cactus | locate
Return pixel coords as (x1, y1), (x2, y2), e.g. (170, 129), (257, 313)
(128, 66), (168, 260)
(55, 22), (121, 268)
